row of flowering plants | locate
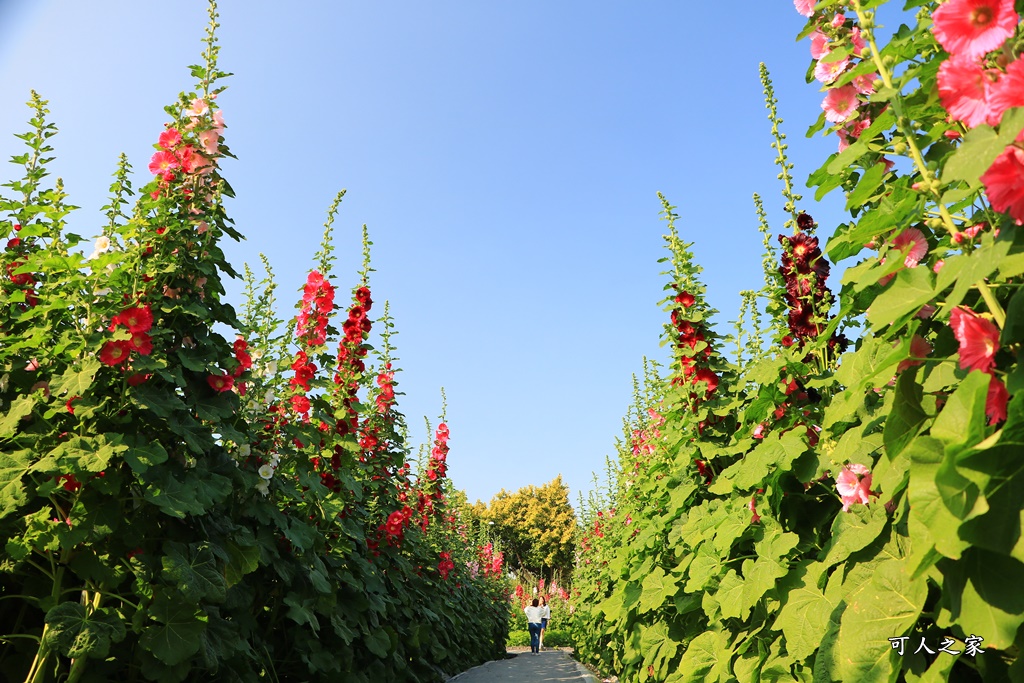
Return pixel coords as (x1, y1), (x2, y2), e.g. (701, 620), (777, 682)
(0, 4), (508, 682)
(571, 0), (1024, 681)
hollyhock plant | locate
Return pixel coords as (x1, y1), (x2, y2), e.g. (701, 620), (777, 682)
(950, 306), (1000, 372)
(836, 463), (873, 512)
(931, 0), (1018, 60)
(980, 144), (1024, 225)
(937, 54), (995, 128)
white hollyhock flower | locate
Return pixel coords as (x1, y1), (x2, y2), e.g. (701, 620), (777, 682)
(258, 464), (275, 480)
(255, 480), (269, 496)
(237, 444), (251, 458)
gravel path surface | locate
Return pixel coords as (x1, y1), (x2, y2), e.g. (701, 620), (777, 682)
(447, 650), (598, 683)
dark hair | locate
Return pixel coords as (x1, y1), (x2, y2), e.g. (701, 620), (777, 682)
(531, 598), (539, 607)
(541, 597), (547, 606)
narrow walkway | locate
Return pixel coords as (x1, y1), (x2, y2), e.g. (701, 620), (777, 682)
(448, 650), (598, 682)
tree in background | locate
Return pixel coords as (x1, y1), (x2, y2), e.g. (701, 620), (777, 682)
(479, 475), (577, 582)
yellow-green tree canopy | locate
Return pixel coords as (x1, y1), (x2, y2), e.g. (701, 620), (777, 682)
(479, 475), (577, 581)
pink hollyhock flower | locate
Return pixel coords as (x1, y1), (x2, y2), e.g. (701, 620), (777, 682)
(836, 463), (873, 511)
(950, 306), (1000, 372)
(981, 144), (1024, 225)
(854, 73), (877, 95)
(987, 58), (1024, 125)
(932, 0), (1018, 59)
(212, 110), (226, 134)
(815, 53), (851, 84)
(850, 27), (867, 55)
(831, 13), (846, 28)
(148, 151), (179, 175)
(186, 98), (209, 117)
(938, 54), (995, 128)
(794, 0), (815, 17)
(158, 128), (182, 150)
(898, 334), (932, 373)
(199, 129), (219, 155)
(893, 227), (928, 267)
(822, 85), (860, 124)
(986, 375), (1009, 424)
(810, 31), (829, 59)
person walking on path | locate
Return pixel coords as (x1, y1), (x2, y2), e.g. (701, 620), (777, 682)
(539, 597), (551, 651)
(524, 598), (545, 654)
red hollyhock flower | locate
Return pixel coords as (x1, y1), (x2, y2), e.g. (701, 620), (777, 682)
(384, 510), (405, 538)
(99, 340), (133, 366)
(986, 375), (1009, 425)
(127, 372), (151, 386)
(981, 144), (1024, 225)
(987, 58), (1024, 124)
(693, 368), (719, 395)
(931, 0), (1018, 60)
(291, 395), (311, 414)
(950, 306), (1000, 373)
(66, 396), (81, 414)
(130, 332), (153, 356)
(355, 286), (372, 309)
(207, 372), (235, 393)
(115, 305), (153, 333)
(675, 291), (695, 307)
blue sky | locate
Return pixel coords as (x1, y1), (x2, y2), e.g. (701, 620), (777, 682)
(0, 1), (858, 508)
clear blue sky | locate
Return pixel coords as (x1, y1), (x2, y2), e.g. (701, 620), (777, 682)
(1, 1), (854, 508)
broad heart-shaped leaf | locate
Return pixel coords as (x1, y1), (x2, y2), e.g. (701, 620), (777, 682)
(34, 434), (124, 473)
(0, 394), (35, 438)
(139, 591), (207, 665)
(223, 538), (261, 588)
(0, 449), (33, 519)
(959, 443), (1024, 562)
(49, 357), (101, 398)
(845, 158), (887, 210)
(942, 107), (1024, 189)
(122, 439), (169, 474)
(775, 561), (839, 661)
(161, 542), (226, 603)
(740, 530), (800, 615)
(131, 383), (187, 418)
(638, 622), (679, 679)
(907, 437), (969, 572)
(837, 558), (927, 683)
(638, 566), (675, 614)
(822, 504), (889, 568)
(867, 267), (935, 331)
(715, 570), (746, 621)
(142, 467), (231, 518)
(945, 548), (1024, 650)
(169, 412), (215, 454)
(930, 370), (990, 453)
(669, 629), (730, 683)
(710, 430), (806, 493)
(44, 602), (126, 659)
(684, 543), (722, 593)
(884, 370), (929, 460)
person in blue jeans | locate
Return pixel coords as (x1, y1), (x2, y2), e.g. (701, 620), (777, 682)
(524, 598), (544, 654)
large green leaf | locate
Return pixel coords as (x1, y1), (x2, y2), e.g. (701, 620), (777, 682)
(638, 567), (676, 614)
(670, 629), (730, 683)
(49, 357), (101, 398)
(884, 370), (929, 460)
(837, 558), (927, 682)
(161, 542), (226, 603)
(946, 548), (1024, 650)
(959, 444), (1024, 561)
(823, 504), (889, 568)
(867, 267), (935, 331)
(930, 371), (990, 452)
(942, 108), (1024, 188)
(139, 592), (207, 666)
(776, 562), (839, 661)
(0, 394), (35, 438)
(638, 621), (681, 679)
(43, 602), (126, 659)
(0, 449), (33, 519)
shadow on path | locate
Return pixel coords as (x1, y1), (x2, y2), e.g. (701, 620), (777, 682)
(447, 650), (597, 682)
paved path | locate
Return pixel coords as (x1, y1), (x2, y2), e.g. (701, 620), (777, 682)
(447, 650), (598, 683)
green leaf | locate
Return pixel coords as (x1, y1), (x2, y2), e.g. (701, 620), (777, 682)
(716, 570), (746, 621)
(907, 437), (970, 569)
(44, 602), (126, 659)
(884, 370), (929, 460)
(0, 395), (35, 438)
(930, 371), (990, 452)
(224, 539), (261, 588)
(161, 542), (226, 603)
(942, 108), (1024, 188)
(837, 559), (927, 683)
(139, 592), (207, 665)
(638, 567), (674, 614)
(672, 629), (730, 683)
(776, 562), (838, 661)
(639, 621), (681, 679)
(823, 504), (889, 568)
(1001, 286), (1024, 346)
(867, 267), (935, 330)
(0, 449), (33, 519)
(948, 548), (1024, 650)
(846, 161), (887, 211)
(123, 440), (168, 473)
(49, 357), (101, 398)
